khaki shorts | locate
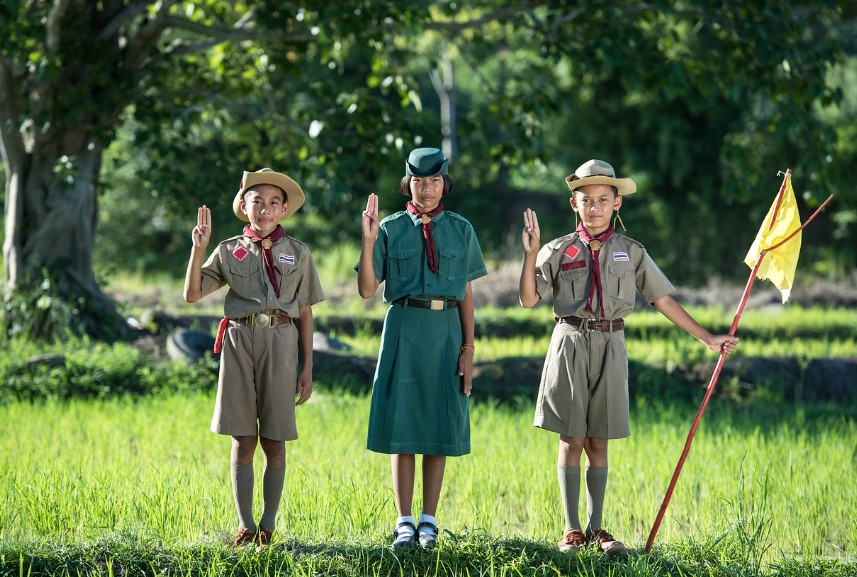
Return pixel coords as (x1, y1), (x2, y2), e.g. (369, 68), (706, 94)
(533, 322), (630, 439)
(210, 321), (300, 441)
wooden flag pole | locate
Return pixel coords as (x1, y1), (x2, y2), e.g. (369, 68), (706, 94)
(644, 171), (834, 553)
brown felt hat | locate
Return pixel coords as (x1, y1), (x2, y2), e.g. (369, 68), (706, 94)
(232, 168), (305, 222)
(565, 159), (636, 196)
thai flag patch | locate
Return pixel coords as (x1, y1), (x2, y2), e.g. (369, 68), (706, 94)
(613, 251), (630, 262)
(232, 245), (249, 262)
(564, 244), (581, 260)
(279, 253), (295, 265)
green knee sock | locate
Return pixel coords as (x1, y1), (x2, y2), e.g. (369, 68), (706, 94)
(558, 465), (582, 532)
(585, 466), (609, 531)
(259, 466), (285, 530)
(231, 462), (256, 532)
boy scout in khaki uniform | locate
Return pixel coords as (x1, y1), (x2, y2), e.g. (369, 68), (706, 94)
(519, 159), (738, 554)
(184, 168), (324, 547)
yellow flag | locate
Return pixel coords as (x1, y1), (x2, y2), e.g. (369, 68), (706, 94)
(744, 176), (802, 303)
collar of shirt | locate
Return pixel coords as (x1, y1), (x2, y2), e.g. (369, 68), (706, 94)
(405, 209), (447, 226)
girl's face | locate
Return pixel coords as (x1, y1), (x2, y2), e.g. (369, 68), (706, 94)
(409, 176), (444, 213)
(570, 184), (622, 236)
(241, 184), (287, 236)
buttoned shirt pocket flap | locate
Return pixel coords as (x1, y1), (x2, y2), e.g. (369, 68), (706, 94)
(228, 259), (261, 294)
(606, 264), (636, 302)
(558, 267), (589, 301)
(437, 245), (466, 280)
(388, 246), (419, 280)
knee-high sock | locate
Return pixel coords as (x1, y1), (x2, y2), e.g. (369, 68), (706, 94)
(259, 466), (286, 530)
(558, 465), (582, 532)
(232, 462), (256, 532)
(585, 466), (609, 531)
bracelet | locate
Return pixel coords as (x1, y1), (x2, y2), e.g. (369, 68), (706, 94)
(460, 343), (475, 354)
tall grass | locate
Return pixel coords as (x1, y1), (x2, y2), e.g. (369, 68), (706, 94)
(2, 389), (855, 567)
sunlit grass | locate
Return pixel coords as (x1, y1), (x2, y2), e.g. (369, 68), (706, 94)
(1, 389), (855, 566)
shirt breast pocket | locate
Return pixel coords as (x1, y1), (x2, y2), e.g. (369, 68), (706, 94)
(559, 268), (589, 301)
(229, 260), (261, 294)
(437, 245), (466, 281)
(606, 265), (636, 305)
(388, 246), (418, 281)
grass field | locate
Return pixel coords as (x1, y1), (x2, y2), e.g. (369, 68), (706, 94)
(3, 259), (856, 575)
(1, 386), (855, 576)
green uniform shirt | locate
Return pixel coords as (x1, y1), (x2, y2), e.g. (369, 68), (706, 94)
(371, 210), (487, 302)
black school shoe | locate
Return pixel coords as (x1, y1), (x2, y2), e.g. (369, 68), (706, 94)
(416, 521), (438, 548)
(392, 520), (416, 548)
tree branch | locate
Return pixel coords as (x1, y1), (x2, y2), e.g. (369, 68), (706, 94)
(46, 0), (71, 53)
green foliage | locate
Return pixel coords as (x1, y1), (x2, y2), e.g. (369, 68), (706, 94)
(0, 336), (217, 403)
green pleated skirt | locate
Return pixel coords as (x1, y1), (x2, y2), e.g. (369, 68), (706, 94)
(367, 301), (469, 456)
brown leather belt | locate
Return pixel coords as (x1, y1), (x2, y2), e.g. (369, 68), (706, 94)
(231, 313), (291, 328)
(397, 298), (459, 311)
(559, 315), (624, 332)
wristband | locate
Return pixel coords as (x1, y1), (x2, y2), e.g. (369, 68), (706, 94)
(460, 344), (475, 354)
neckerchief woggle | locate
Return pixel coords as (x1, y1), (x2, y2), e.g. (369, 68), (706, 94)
(576, 222), (615, 318)
(406, 201), (444, 274)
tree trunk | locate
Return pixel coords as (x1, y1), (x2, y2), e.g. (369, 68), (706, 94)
(2, 143), (131, 341)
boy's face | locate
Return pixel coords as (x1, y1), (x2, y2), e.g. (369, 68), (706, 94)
(409, 175), (444, 213)
(241, 184), (287, 236)
(570, 183), (622, 235)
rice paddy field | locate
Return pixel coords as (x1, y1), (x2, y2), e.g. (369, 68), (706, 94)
(1, 266), (856, 576)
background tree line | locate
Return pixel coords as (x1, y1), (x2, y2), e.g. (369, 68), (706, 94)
(1, 0), (855, 340)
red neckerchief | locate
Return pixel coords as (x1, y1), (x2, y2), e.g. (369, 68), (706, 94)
(243, 224), (285, 298)
(576, 222), (615, 318)
(406, 201), (444, 274)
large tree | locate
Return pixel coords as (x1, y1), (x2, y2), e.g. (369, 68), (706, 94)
(0, 0), (416, 340)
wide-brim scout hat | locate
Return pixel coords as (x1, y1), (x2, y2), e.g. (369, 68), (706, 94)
(405, 147), (449, 176)
(232, 168), (305, 222)
(565, 159), (636, 196)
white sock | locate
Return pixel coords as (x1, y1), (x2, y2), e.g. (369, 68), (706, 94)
(418, 513), (437, 532)
(396, 515), (416, 536)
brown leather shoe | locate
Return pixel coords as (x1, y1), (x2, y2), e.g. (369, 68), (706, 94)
(586, 528), (625, 553)
(234, 527), (256, 546)
(558, 529), (587, 552)
(256, 524), (274, 546)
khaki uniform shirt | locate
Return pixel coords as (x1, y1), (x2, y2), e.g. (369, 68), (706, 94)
(535, 232), (674, 318)
(199, 233), (325, 317)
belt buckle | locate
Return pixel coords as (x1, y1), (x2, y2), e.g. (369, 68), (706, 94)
(254, 313), (271, 327)
(430, 300), (444, 311)
(584, 318), (599, 331)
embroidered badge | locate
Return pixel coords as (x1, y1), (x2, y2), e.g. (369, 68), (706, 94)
(233, 245), (249, 262)
(564, 244), (581, 260)
(279, 253), (295, 265)
(561, 261), (587, 271)
(612, 251), (630, 262)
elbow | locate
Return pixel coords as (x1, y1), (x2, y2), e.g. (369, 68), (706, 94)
(183, 291), (199, 304)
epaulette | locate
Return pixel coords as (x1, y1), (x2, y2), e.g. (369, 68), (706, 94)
(444, 210), (473, 225)
(614, 232), (645, 249)
(380, 210), (410, 224)
(546, 232), (578, 250)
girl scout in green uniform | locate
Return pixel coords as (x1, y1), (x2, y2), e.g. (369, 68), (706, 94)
(357, 148), (487, 548)
(519, 159), (738, 554)
(184, 168), (324, 547)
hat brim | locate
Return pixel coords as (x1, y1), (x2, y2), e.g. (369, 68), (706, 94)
(232, 170), (305, 222)
(565, 175), (636, 196)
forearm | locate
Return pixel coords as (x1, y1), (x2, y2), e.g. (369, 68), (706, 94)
(653, 295), (713, 346)
(357, 239), (380, 298)
(459, 283), (475, 345)
(297, 305), (314, 372)
(183, 248), (206, 303)
(519, 252), (540, 308)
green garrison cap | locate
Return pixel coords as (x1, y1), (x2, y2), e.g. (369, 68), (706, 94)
(405, 147), (449, 177)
